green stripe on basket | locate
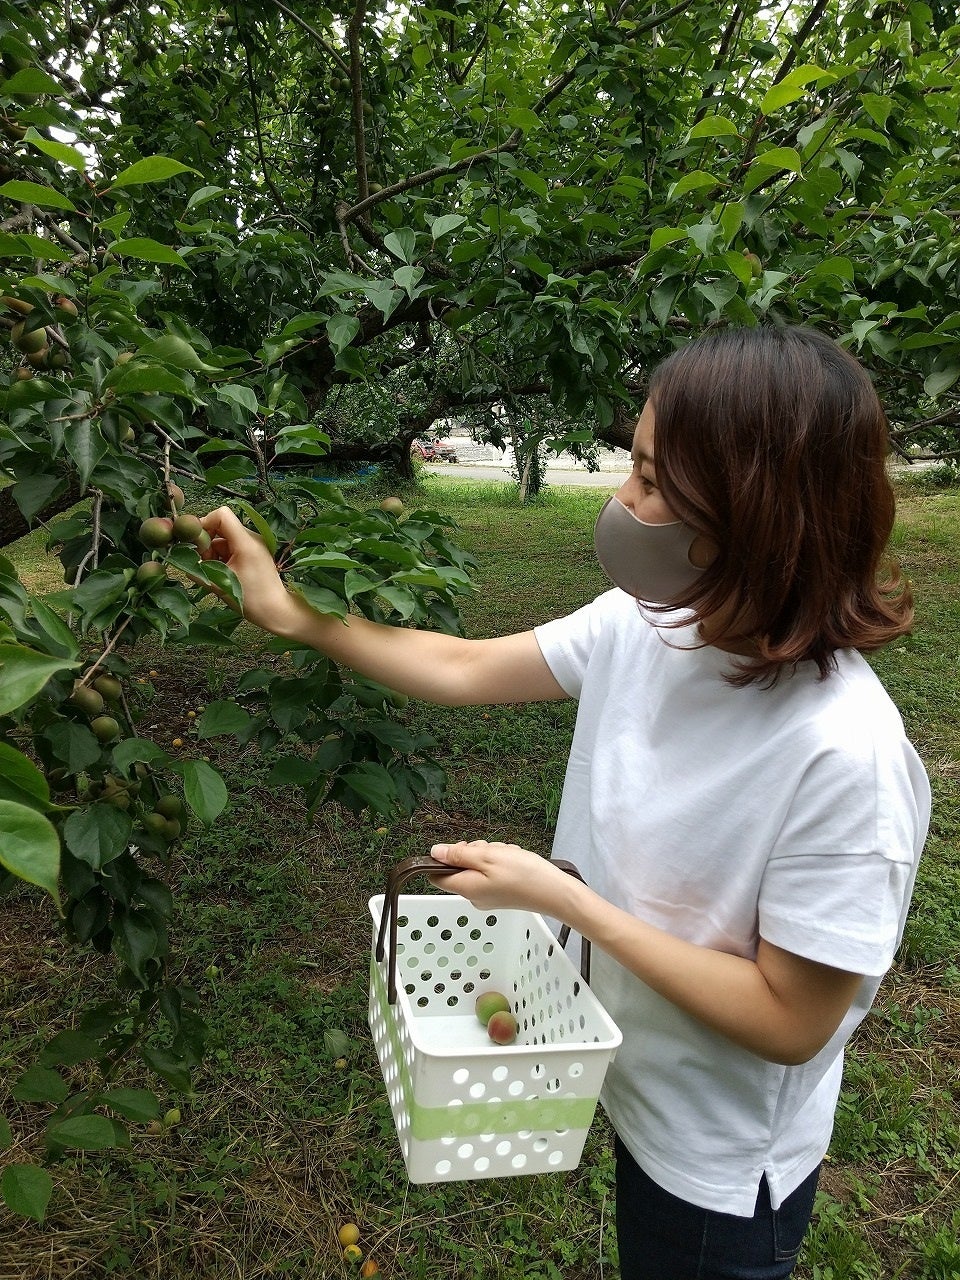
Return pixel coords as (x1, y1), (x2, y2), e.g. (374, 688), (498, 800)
(370, 957), (599, 1141)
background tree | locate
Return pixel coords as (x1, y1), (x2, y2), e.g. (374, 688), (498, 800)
(2, 0), (959, 1221)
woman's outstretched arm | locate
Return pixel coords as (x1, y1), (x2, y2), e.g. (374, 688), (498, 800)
(199, 505), (568, 708)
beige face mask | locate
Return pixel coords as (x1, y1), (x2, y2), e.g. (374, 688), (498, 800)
(594, 495), (705, 604)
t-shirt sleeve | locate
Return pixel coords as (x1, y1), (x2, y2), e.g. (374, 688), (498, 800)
(758, 739), (928, 977)
(533, 591), (617, 698)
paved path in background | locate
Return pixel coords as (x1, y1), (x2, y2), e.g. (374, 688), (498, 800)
(423, 463), (627, 487)
(424, 459), (938, 487)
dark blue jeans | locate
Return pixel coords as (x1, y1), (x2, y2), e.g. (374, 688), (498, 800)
(615, 1136), (820, 1280)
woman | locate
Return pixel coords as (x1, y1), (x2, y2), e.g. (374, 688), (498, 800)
(200, 325), (930, 1279)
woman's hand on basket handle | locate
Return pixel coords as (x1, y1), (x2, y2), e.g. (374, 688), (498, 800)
(428, 840), (574, 917)
(429, 838), (864, 1068)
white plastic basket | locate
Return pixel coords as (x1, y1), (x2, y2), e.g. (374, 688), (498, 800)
(368, 856), (622, 1183)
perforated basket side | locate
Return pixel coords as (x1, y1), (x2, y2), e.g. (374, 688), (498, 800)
(368, 893), (622, 1183)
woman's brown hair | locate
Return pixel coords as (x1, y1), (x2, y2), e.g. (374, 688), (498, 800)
(648, 324), (913, 685)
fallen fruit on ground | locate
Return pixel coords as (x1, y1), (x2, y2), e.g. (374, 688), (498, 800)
(486, 1010), (519, 1045)
(342, 1243), (363, 1262)
(379, 496), (403, 515)
(361, 1261), (381, 1278)
(337, 1223), (360, 1247)
(475, 990), (510, 1027)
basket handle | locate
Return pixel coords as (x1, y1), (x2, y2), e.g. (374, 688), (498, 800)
(375, 854), (591, 1004)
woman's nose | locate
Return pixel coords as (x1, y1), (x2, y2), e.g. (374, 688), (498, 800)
(613, 476), (638, 515)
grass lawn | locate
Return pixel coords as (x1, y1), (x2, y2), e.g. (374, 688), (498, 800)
(1, 470), (958, 1279)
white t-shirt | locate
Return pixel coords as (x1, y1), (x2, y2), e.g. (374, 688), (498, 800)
(534, 589), (930, 1216)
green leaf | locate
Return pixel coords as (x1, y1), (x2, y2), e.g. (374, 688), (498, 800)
(0, 180), (76, 211)
(861, 92), (893, 131)
(47, 1114), (122, 1151)
(111, 738), (170, 771)
(0, 643), (77, 715)
(11, 1065), (69, 1104)
(0, 743), (51, 811)
(111, 364), (194, 397)
(141, 1045), (192, 1092)
(649, 226), (687, 251)
(195, 699), (253, 738)
(24, 128), (88, 172)
(430, 213), (466, 240)
(46, 723), (101, 774)
(39, 1030), (100, 1067)
(27, 598), (78, 659)
(63, 804), (133, 871)
(111, 238), (190, 268)
(175, 759), (228, 825)
(295, 583), (348, 620)
(100, 1088), (160, 1123)
(0, 231), (71, 262)
(186, 184), (227, 210)
(325, 314), (361, 354)
(110, 157), (199, 189)
(667, 171), (721, 202)
(0, 1115), (10, 1149)
(686, 115), (739, 141)
(216, 384), (259, 419)
(2, 66), (61, 97)
(761, 65), (835, 114)
(232, 500), (278, 554)
(514, 169), (548, 199)
(341, 763), (397, 815)
(752, 146), (803, 175)
(923, 365), (960, 397)
(383, 228), (417, 263)
(393, 265), (424, 297)
(11, 474), (67, 525)
(64, 418), (108, 491)
(137, 333), (218, 372)
(1, 1164), (53, 1223)
(114, 908), (160, 982)
(0, 800), (61, 909)
(505, 106), (540, 132)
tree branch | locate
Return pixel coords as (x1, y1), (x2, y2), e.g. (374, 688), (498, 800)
(269, 0), (351, 76)
(348, 0), (371, 204)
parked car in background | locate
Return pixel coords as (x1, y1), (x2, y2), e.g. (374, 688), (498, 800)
(412, 438), (459, 463)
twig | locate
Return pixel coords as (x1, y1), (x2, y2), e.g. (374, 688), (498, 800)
(72, 489), (103, 585)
